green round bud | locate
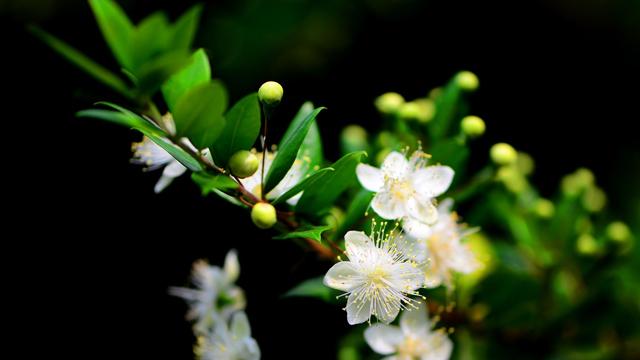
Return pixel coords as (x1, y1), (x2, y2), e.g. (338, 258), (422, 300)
(374, 92), (405, 114)
(581, 186), (606, 212)
(258, 81), (283, 107)
(228, 150), (259, 178)
(490, 143), (517, 165)
(455, 71), (479, 91)
(496, 166), (528, 193)
(413, 98), (435, 123)
(516, 151), (535, 176)
(251, 202), (277, 229)
(340, 125), (369, 154)
(398, 102), (422, 121)
(460, 115), (486, 138)
(574, 168), (595, 189)
(576, 233), (599, 256)
(606, 221), (631, 243)
(533, 198), (555, 218)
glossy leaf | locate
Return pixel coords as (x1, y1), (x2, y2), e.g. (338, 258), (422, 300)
(170, 3), (203, 50)
(161, 49), (211, 114)
(295, 151), (365, 216)
(270, 167), (334, 205)
(135, 49), (192, 96)
(191, 172), (238, 196)
(131, 11), (170, 71)
(211, 93), (261, 169)
(172, 80), (228, 150)
(76, 108), (161, 135)
(283, 276), (341, 303)
(428, 75), (463, 140)
(132, 127), (202, 172)
(273, 225), (332, 242)
(264, 107), (326, 195)
(88, 0), (135, 70)
(279, 101), (323, 171)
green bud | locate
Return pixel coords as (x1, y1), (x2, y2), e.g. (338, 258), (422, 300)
(581, 186), (606, 212)
(496, 166), (528, 193)
(460, 115), (486, 138)
(533, 198), (555, 218)
(455, 71), (479, 91)
(428, 87), (442, 99)
(258, 81), (283, 107)
(340, 125), (369, 155)
(575, 216), (593, 234)
(574, 167), (595, 189)
(516, 151), (535, 176)
(251, 203), (277, 229)
(398, 102), (422, 121)
(374, 92), (405, 114)
(228, 150), (259, 178)
(490, 143), (517, 165)
(413, 98), (435, 123)
(575, 233), (599, 255)
(606, 221), (631, 243)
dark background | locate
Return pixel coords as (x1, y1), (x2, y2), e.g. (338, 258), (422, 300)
(4, 0), (639, 358)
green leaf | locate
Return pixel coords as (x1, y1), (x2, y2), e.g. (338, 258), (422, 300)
(283, 276), (340, 303)
(280, 102), (323, 171)
(334, 187), (375, 240)
(191, 172), (238, 196)
(76, 108), (161, 134)
(131, 11), (170, 71)
(428, 138), (470, 185)
(161, 49), (211, 114)
(132, 127), (202, 172)
(211, 93), (261, 169)
(170, 3), (204, 50)
(135, 49), (192, 96)
(264, 107), (326, 195)
(271, 167), (334, 205)
(273, 225), (332, 242)
(94, 101), (144, 121)
(28, 25), (132, 98)
(173, 80), (229, 150)
(428, 75), (465, 140)
(88, 0), (135, 70)
(295, 151), (365, 217)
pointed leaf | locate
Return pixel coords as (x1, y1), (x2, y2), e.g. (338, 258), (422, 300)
(295, 151), (365, 216)
(211, 93), (261, 169)
(76, 108), (161, 135)
(273, 225), (332, 242)
(271, 167), (334, 205)
(173, 80), (228, 150)
(161, 48), (211, 114)
(135, 49), (192, 96)
(131, 11), (170, 71)
(191, 172), (238, 196)
(170, 3), (203, 50)
(264, 107), (326, 195)
(132, 127), (202, 172)
(88, 0), (135, 70)
(280, 102), (323, 170)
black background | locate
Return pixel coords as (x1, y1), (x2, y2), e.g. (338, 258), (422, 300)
(4, 0), (640, 358)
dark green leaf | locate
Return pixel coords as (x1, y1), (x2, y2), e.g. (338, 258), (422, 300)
(131, 11), (170, 71)
(280, 102), (323, 171)
(283, 276), (340, 303)
(173, 80), (228, 150)
(211, 93), (261, 169)
(170, 3), (203, 50)
(264, 107), (326, 195)
(161, 49), (211, 114)
(270, 167), (334, 205)
(28, 25), (131, 98)
(135, 49), (192, 96)
(295, 151), (365, 216)
(273, 225), (332, 242)
(132, 127), (202, 172)
(76, 108), (161, 134)
(334, 187), (375, 240)
(191, 172), (238, 196)
(88, 0), (135, 70)
(427, 75), (465, 140)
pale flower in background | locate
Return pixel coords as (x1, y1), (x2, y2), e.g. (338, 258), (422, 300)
(364, 304), (453, 360)
(404, 199), (481, 290)
(169, 249), (246, 329)
(356, 150), (454, 225)
(195, 311), (261, 360)
(323, 226), (425, 325)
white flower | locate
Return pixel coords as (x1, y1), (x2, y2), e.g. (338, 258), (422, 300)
(404, 199), (481, 290)
(131, 112), (187, 193)
(169, 250), (246, 329)
(356, 150), (454, 225)
(364, 304), (453, 360)
(323, 225), (426, 325)
(239, 150), (310, 205)
(195, 311), (261, 360)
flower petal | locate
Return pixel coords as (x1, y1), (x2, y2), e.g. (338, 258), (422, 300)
(154, 174), (175, 194)
(405, 196), (439, 225)
(400, 303), (430, 335)
(357, 163), (385, 192)
(344, 231), (376, 253)
(372, 191), (405, 220)
(381, 151), (410, 178)
(364, 325), (405, 355)
(231, 311), (251, 339)
(403, 217), (433, 241)
(422, 332), (453, 360)
(411, 166), (454, 198)
(346, 291), (372, 325)
(163, 159), (188, 177)
(224, 249), (240, 284)
(323, 262), (363, 292)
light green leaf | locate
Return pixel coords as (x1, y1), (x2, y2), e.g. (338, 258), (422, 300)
(161, 49), (211, 114)
(280, 102), (323, 171)
(428, 75), (465, 140)
(211, 93), (261, 169)
(28, 25), (131, 98)
(131, 11), (170, 71)
(88, 0), (135, 70)
(273, 225), (332, 242)
(283, 276), (340, 303)
(173, 80), (229, 150)
(271, 167), (334, 205)
(76, 108), (161, 134)
(295, 151), (365, 217)
(170, 3), (204, 50)
(191, 172), (238, 196)
(264, 107), (326, 195)
(132, 127), (202, 172)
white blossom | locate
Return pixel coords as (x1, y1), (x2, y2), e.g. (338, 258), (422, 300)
(356, 150), (454, 225)
(404, 199), (481, 290)
(364, 304), (453, 360)
(195, 311), (261, 360)
(323, 225), (426, 325)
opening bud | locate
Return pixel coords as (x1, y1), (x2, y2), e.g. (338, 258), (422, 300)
(490, 143), (517, 165)
(455, 71), (479, 91)
(374, 92), (405, 114)
(251, 202), (277, 229)
(229, 150), (259, 178)
(258, 81), (283, 107)
(460, 115), (486, 138)
(606, 221), (631, 243)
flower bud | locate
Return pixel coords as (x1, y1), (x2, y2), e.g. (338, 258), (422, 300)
(374, 92), (405, 114)
(581, 186), (606, 212)
(516, 151), (535, 176)
(533, 198), (555, 218)
(251, 202), (277, 229)
(229, 150), (259, 178)
(576, 233), (599, 256)
(258, 81), (283, 107)
(455, 71), (479, 91)
(398, 102), (422, 121)
(340, 125), (369, 155)
(606, 221), (631, 243)
(490, 143), (517, 165)
(413, 98), (435, 123)
(460, 115), (485, 138)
